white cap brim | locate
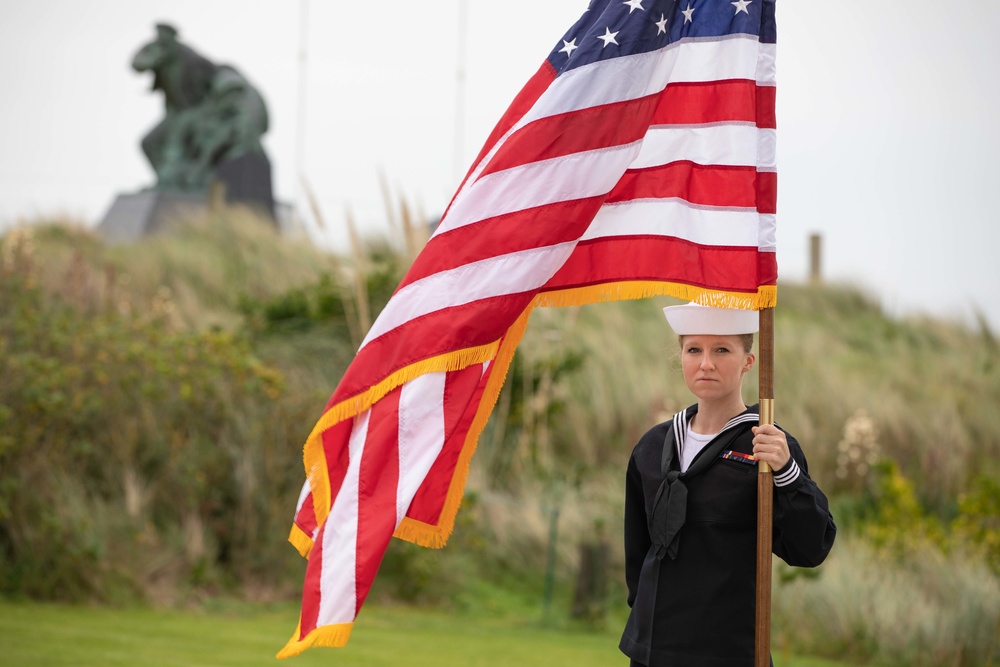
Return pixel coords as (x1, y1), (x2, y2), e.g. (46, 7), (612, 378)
(663, 302), (759, 335)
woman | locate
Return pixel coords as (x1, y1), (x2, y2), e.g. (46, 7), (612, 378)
(619, 302), (837, 667)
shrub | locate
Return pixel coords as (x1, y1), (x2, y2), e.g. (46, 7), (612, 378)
(773, 535), (1000, 667)
(952, 475), (1000, 574)
(0, 251), (302, 602)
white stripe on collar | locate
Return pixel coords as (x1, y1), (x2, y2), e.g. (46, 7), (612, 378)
(671, 408), (803, 487)
(676, 409), (759, 435)
(673, 408), (758, 458)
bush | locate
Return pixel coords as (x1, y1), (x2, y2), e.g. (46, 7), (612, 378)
(4, 216), (1000, 665)
(773, 535), (1000, 667)
(0, 255), (303, 602)
(952, 475), (1000, 574)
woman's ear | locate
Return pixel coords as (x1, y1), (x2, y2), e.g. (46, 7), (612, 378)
(743, 352), (756, 374)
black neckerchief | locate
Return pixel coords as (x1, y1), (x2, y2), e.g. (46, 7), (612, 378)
(649, 405), (759, 560)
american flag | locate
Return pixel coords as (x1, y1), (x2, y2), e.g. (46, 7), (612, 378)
(279, 0), (777, 657)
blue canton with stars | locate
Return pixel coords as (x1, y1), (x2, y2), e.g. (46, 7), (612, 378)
(547, 0), (776, 75)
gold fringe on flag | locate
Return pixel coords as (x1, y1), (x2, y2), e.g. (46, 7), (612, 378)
(535, 281), (777, 311)
(277, 619), (354, 659)
(287, 523), (315, 559)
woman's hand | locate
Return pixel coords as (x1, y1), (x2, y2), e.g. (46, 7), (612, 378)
(751, 424), (791, 471)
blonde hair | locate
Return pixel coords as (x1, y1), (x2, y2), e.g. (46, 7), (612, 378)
(678, 334), (755, 353)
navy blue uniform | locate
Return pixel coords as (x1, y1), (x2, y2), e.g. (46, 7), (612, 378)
(620, 404), (837, 667)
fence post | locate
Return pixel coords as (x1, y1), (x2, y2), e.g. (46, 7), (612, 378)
(809, 233), (822, 284)
(542, 504), (560, 621)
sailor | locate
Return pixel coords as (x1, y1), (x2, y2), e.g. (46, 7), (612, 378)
(619, 302), (837, 666)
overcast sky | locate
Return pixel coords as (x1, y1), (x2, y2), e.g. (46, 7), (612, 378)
(1, 0), (998, 330)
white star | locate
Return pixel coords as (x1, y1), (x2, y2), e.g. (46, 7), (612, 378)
(559, 38), (579, 56)
(732, 0), (752, 14)
(623, 0), (644, 13)
(655, 13), (668, 34)
(682, 4), (695, 23)
(597, 27), (619, 47)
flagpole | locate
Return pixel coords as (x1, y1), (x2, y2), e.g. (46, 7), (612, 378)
(453, 0), (468, 186)
(756, 307), (774, 667)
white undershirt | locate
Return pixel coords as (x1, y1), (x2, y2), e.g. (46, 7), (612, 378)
(680, 429), (720, 472)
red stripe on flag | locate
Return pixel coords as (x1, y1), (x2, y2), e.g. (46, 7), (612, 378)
(327, 294), (534, 407)
(756, 170), (777, 215)
(649, 79), (760, 125)
(321, 419), (354, 505)
(756, 85), (776, 129)
(758, 250), (778, 286)
(397, 197), (604, 291)
(293, 491), (317, 541)
(354, 388), (401, 611)
(544, 236), (767, 294)
(608, 162), (758, 208)
(404, 364), (487, 526)
(481, 94), (661, 177)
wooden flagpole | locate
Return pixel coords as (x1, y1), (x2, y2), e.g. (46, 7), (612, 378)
(756, 307), (775, 667)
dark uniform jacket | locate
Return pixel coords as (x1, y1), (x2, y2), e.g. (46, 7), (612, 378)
(619, 404), (837, 667)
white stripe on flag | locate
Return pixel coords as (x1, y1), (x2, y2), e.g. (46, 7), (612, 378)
(757, 128), (777, 170)
(758, 213), (777, 251)
(438, 142), (643, 236)
(586, 199), (761, 247)
(523, 36), (771, 128)
(317, 409), (370, 626)
(631, 125), (769, 170)
(360, 242), (577, 349)
(294, 480), (310, 517)
(756, 48), (777, 85)
(396, 372), (448, 525)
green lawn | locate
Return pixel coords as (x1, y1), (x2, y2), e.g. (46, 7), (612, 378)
(0, 600), (864, 667)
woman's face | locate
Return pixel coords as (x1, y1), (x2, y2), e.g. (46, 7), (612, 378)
(680, 334), (755, 403)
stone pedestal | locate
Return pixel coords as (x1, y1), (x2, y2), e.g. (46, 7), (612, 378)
(97, 191), (208, 244)
(97, 153), (280, 244)
(215, 152), (276, 220)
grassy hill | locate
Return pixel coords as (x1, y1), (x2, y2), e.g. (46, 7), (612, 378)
(1, 211), (997, 666)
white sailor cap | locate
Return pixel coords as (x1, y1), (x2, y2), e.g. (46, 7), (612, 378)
(662, 302), (759, 335)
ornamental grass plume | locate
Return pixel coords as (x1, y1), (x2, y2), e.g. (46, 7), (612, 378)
(1, 225), (35, 279)
(836, 408), (881, 490)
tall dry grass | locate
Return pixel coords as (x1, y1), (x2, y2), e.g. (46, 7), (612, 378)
(775, 282), (1000, 507)
(772, 535), (999, 666)
(18, 209), (333, 331)
(4, 212), (999, 665)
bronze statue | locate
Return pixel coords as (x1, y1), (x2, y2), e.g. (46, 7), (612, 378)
(132, 23), (270, 194)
